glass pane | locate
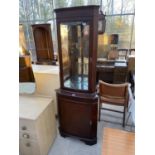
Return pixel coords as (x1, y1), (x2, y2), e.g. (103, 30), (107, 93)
(130, 19), (135, 49)
(60, 22), (89, 90)
(98, 15), (135, 58)
(19, 0), (54, 21)
(102, 0), (135, 15)
(53, 0), (99, 9)
(106, 15), (134, 49)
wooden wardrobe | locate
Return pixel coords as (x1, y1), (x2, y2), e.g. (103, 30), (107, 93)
(32, 24), (54, 64)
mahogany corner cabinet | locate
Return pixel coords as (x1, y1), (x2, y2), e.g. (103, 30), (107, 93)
(55, 5), (102, 145)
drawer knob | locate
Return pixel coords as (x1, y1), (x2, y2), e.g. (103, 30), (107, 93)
(26, 143), (31, 147)
(23, 134), (30, 139)
(22, 126), (27, 130)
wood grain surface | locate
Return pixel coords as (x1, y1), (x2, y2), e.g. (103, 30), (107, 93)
(102, 127), (135, 155)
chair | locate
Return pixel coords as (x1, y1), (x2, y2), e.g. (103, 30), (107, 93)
(98, 80), (129, 127)
(118, 48), (128, 60)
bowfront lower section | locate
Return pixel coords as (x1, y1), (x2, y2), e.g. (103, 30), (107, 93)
(56, 89), (98, 145)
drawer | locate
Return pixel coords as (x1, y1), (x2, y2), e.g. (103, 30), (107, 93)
(114, 67), (127, 73)
(114, 73), (126, 77)
(19, 119), (35, 133)
(113, 77), (126, 83)
(19, 131), (37, 140)
(19, 139), (40, 155)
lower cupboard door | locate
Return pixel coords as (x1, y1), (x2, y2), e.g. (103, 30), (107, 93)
(19, 139), (41, 155)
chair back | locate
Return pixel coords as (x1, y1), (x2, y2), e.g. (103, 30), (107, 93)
(98, 80), (129, 126)
(99, 80), (128, 98)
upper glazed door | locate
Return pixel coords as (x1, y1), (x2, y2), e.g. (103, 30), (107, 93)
(60, 21), (90, 91)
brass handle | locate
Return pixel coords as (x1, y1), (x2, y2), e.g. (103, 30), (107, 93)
(26, 143), (31, 147)
(22, 126), (27, 130)
(23, 133), (30, 139)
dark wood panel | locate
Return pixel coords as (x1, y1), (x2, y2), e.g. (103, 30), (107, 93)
(32, 24), (54, 63)
(113, 66), (127, 83)
(96, 61), (127, 84)
(19, 56), (35, 82)
(59, 98), (91, 138)
(19, 67), (30, 82)
(54, 5), (98, 20)
(57, 90), (98, 142)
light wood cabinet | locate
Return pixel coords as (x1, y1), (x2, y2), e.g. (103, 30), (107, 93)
(19, 95), (57, 155)
(32, 64), (60, 115)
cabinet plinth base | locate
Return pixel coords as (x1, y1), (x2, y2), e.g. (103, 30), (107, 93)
(59, 129), (97, 145)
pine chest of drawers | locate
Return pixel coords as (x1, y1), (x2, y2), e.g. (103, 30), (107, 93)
(19, 95), (57, 155)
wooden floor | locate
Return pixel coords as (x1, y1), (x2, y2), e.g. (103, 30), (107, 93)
(102, 127), (135, 155)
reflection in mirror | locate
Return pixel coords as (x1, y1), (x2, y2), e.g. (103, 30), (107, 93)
(19, 24), (36, 94)
(60, 22), (89, 90)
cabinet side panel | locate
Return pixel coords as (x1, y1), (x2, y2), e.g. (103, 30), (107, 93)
(36, 101), (57, 155)
(19, 139), (41, 155)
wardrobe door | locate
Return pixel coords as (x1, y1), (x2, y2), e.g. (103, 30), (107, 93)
(32, 24), (54, 63)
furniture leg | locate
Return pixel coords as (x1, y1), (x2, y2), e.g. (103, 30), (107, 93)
(99, 101), (101, 121)
(123, 106), (126, 127)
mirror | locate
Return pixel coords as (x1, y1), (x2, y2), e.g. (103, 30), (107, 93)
(19, 24), (36, 94)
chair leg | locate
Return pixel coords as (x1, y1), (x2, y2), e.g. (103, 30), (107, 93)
(123, 106), (126, 127)
(127, 96), (130, 112)
(127, 101), (131, 112)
